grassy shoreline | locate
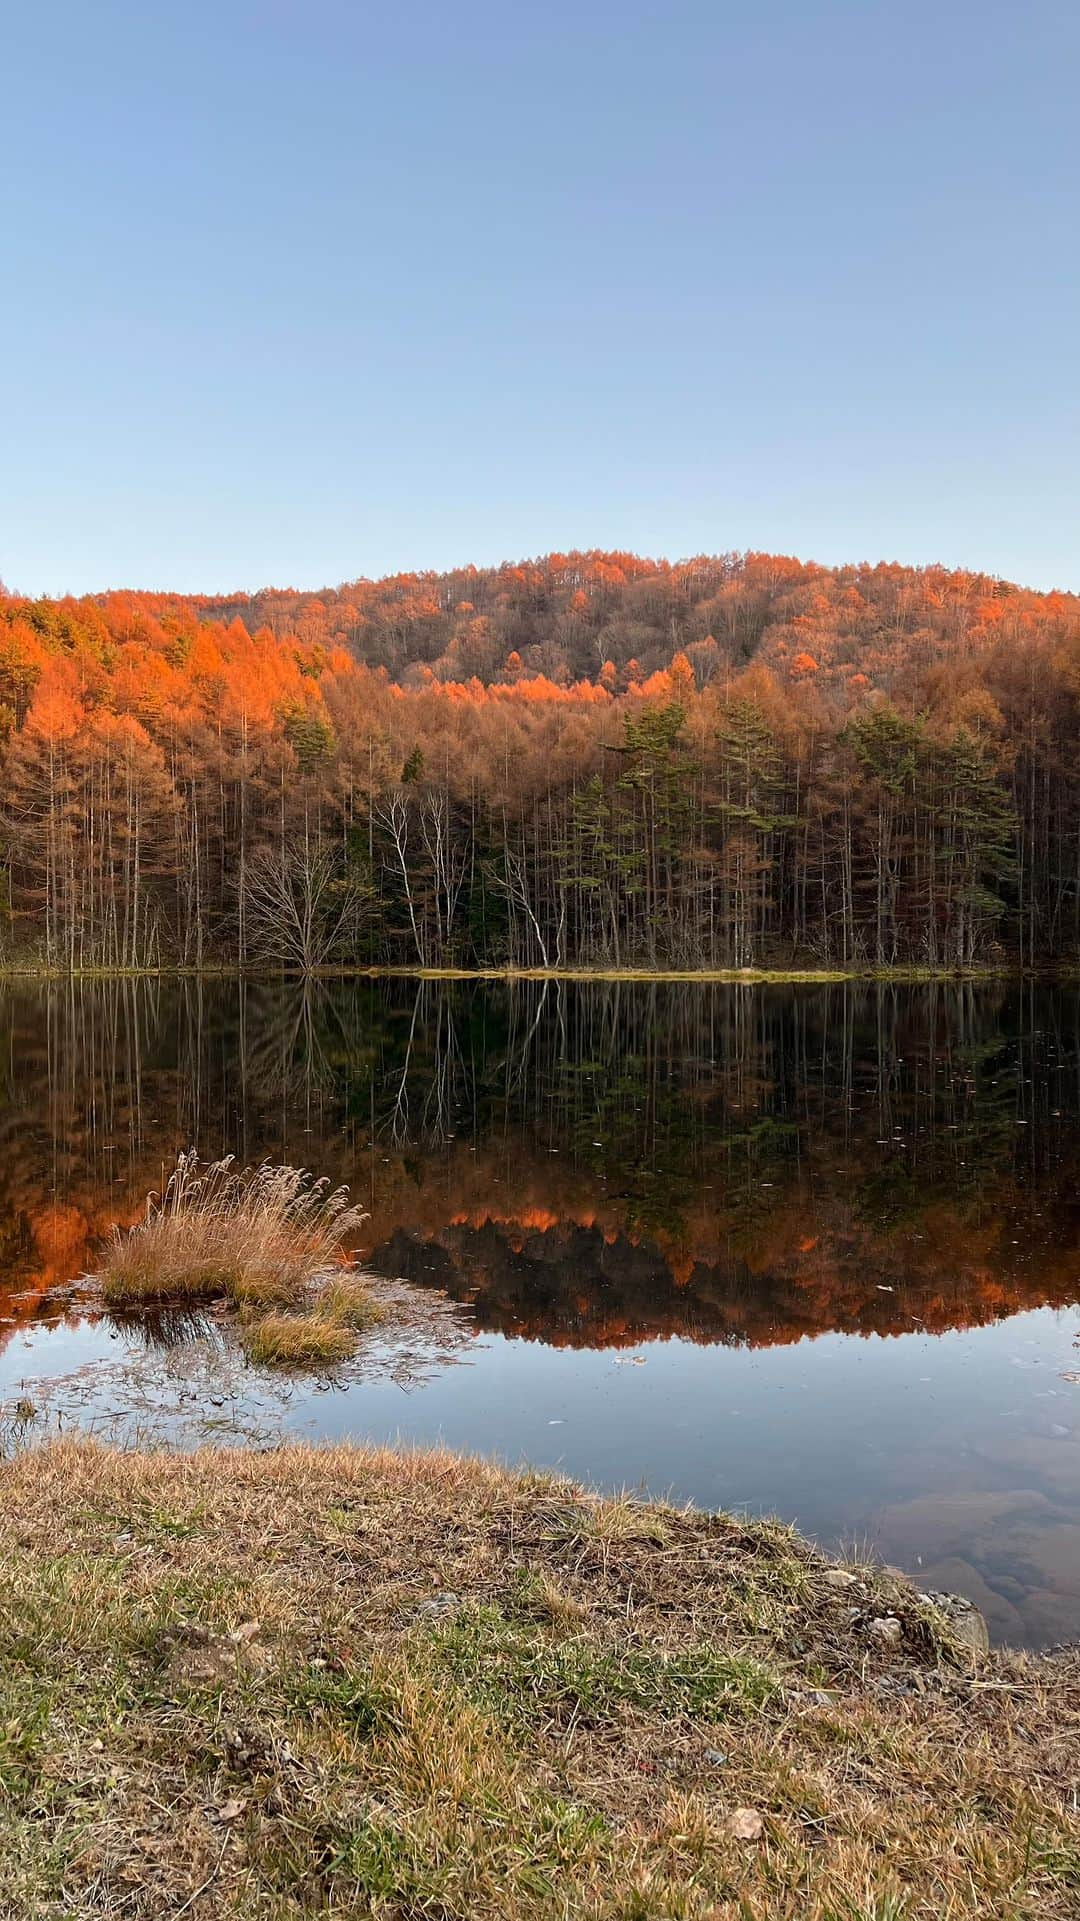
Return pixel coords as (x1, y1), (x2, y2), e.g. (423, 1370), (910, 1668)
(0, 961), (1072, 985)
(1, 1440), (1077, 1919)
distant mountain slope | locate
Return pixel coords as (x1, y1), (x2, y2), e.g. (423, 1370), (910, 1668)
(196, 549), (1080, 692)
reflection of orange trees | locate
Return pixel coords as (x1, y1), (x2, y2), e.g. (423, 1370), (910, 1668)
(0, 988), (198, 1354)
(2, 1146), (1075, 1355)
(366, 1216), (1079, 1349)
(356, 1140), (1080, 1350)
(1, 978), (1077, 1361)
(0, 1188), (163, 1356)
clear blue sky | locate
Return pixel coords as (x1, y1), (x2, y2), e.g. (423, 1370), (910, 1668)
(3, 0), (1077, 596)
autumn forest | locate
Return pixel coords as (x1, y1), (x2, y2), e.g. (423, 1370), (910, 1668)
(2, 549), (1078, 972)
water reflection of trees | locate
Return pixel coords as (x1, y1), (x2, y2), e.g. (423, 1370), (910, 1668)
(0, 977), (1077, 1354)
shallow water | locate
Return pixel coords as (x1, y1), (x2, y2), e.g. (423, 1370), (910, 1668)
(1, 976), (1078, 1644)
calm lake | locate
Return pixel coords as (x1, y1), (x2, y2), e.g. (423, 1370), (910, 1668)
(1, 976), (1078, 1646)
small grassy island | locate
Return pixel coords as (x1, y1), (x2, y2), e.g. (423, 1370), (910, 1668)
(0, 1440), (1076, 1920)
(97, 1153), (385, 1369)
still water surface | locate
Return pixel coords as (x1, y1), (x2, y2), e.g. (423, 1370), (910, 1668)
(1, 978), (1078, 1645)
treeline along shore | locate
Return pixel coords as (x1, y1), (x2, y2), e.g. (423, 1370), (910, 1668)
(1, 550), (1079, 972)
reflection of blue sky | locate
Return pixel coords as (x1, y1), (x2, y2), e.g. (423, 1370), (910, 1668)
(5, 1303), (1079, 1646)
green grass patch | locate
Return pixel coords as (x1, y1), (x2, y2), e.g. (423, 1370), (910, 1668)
(430, 1602), (781, 1726)
(240, 1310), (357, 1367)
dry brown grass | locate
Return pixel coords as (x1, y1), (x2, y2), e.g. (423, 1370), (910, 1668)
(96, 1155), (385, 1370)
(0, 1438), (1077, 1920)
(98, 1152), (367, 1309)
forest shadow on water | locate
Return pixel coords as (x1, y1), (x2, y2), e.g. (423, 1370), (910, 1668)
(0, 974), (1078, 1645)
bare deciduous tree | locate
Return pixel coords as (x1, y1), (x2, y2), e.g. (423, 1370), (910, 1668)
(241, 840), (365, 972)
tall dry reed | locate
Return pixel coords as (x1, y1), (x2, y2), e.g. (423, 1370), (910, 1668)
(98, 1151), (368, 1308)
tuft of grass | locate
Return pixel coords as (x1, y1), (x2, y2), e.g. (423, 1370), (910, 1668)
(225, 1266), (301, 1309)
(315, 1273), (386, 1330)
(515, 1566), (589, 1628)
(240, 1312), (357, 1368)
(238, 1270), (387, 1368)
(551, 1491), (671, 1545)
(98, 1151), (366, 1309)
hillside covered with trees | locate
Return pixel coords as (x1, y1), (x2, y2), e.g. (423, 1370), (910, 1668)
(0, 550), (1078, 970)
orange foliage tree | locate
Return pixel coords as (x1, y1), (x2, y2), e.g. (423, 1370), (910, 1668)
(0, 550), (1076, 968)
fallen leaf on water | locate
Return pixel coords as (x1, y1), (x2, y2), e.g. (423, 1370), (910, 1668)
(728, 1807), (764, 1841)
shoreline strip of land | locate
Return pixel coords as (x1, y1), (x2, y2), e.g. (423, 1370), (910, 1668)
(0, 961), (1073, 985)
(0, 1437), (1077, 1919)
